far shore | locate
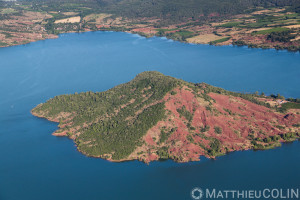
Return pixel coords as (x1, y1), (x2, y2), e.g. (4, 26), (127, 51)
(1, 30), (298, 54)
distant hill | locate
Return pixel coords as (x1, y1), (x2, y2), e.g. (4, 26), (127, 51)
(98, 0), (299, 20)
(31, 71), (300, 163)
(1, 0), (298, 50)
(20, 0), (299, 21)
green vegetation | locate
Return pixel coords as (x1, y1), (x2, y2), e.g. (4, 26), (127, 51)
(164, 30), (196, 41)
(270, 93), (285, 100)
(218, 22), (241, 28)
(293, 124), (300, 128)
(201, 125), (210, 133)
(32, 71), (300, 162)
(232, 40), (247, 46)
(176, 31), (194, 37)
(92, 0), (298, 24)
(214, 126), (222, 134)
(1, 0), (299, 51)
(187, 135), (194, 143)
(267, 31), (295, 42)
(159, 128), (176, 143)
(223, 108), (234, 115)
(253, 27), (289, 35)
(286, 98), (300, 103)
(156, 146), (170, 159)
(14, 0), (298, 26)
(252, 132), (300, 150)
(275, 125), (285, 130)
(177, 105), (193, 122)
(280, 132), (300, 141)
(242, 22), (271, 29)
(209, 37), (231, 45)
(252, 140), (281, 150)
(33, 71), (180, 160)
(170, 91), (177, 95)
(208, 139), (221, 156)
(0, 8), (17, 14)
(278, 102), (300, 113)
(196, 83), (300, 113)
(0, 42), (7, 46)
(196, 83), (271, 108)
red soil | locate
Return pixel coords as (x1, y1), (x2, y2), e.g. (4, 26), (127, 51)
(33, 85), (300, 163)
(53, 131), (68, 137)
(140, 86), (300, 163)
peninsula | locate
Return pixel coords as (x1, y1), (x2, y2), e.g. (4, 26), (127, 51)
(31, 71), (300, 163)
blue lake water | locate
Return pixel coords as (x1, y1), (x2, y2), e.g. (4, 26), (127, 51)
(0, 31), (300, 200)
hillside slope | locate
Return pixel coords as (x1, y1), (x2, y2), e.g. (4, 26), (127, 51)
(1, 0), (299, 50)
(31, 71), (300, 163)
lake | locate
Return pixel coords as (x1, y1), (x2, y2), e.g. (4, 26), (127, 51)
(0, 31), (300, 200)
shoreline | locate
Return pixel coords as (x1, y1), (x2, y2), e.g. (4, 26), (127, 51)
(31, 107), (300, 164)
(2, 29), (299, 54)
(1, 3), (299, 52)
(30, 87), (300, 164)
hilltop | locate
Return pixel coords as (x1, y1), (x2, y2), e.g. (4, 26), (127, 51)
(31, 71), (300, 163)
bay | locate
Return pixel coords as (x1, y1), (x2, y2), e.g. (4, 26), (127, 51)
(0, 31), (299, 200)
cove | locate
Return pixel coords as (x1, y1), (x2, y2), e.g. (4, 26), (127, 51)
(0, 31), (300, 200)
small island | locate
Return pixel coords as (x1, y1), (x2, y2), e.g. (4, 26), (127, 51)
(31, 71), (300, 163)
